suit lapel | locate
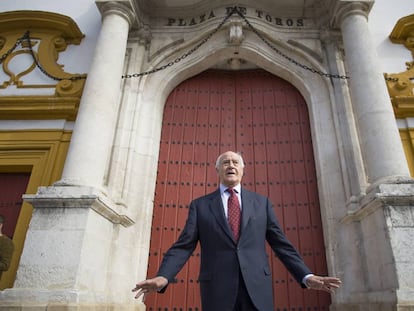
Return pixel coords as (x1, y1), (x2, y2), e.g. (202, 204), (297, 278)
(208, 190), (235, 242)
(240, 188), (256, 237)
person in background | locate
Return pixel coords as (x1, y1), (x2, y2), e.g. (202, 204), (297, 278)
(0, 214), (14, 281)
(133, 151), (341, 311)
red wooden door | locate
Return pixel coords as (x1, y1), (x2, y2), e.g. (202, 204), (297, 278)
(147, 69), (330, 311)
(0, 172), (30, 238)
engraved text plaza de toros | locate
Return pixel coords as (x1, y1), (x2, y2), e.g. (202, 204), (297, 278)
(166, 6), (305, 27)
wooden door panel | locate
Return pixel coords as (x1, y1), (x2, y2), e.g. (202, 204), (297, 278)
(0, 172), (30, 238)
(147, 69), (329, 311)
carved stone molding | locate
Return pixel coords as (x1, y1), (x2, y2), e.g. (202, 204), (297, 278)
(96, 0), (142, 31)
(23, 185), (135, 227)
(329, 0), (374, 29)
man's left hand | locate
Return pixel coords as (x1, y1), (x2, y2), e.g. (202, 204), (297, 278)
(306, 275), (342, 293)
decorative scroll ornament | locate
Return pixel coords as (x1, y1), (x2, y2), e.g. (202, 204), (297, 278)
(0, 13), (86, 94)
(385, 14), (414, 118)
(0, 11), (87, 120)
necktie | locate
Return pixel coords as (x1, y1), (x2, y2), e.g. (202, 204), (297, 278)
(227, 188), (241, 241)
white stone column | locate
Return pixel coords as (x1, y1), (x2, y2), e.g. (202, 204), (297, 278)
(60, 1), (134, 188)
(333, 3), (414, 311)
(336, 2), (411, 187)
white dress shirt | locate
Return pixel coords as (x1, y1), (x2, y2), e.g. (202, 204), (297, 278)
(219, 183), (242, 219)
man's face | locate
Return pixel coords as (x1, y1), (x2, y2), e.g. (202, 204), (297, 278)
(217, 152), (244, 187)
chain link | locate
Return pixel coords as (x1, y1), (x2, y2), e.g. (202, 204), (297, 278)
(0, 32), (28, 64)
(0, 30), (86, 81)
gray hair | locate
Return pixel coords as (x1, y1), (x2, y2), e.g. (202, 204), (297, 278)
(215, 151), (245, 169)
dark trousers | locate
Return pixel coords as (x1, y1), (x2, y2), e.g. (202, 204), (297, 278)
(233, 274), (259, 311)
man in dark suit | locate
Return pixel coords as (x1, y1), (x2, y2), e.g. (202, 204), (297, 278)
(133, 151), (341, 310)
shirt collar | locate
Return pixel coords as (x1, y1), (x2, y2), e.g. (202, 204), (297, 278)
(220, 183), (241, 194)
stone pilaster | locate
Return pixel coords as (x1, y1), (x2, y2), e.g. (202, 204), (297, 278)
(334, 0), (411, 187)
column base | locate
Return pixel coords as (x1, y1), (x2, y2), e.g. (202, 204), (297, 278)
(332, 302), (414, 311)
(338, 182), (414, 311)
(0, 288), (146, 310)
(23, 185), (134, 227)
(0, 303), (145, 311)
(342, 181), (414, 223)
(14, 185), (139, 308)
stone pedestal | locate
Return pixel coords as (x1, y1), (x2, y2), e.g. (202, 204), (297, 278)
(0, 185), (141, 310)
(337, 182), (414, 311)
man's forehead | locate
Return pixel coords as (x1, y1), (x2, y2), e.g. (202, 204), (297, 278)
(221, 153), (239, 161)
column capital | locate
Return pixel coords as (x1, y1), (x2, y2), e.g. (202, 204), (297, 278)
(95, 0), (136, 29)
(330, 0), (374, 29)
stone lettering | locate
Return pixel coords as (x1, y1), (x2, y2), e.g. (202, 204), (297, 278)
(166, 8), (305, 27)
(208, 11), (216, 19)
(255, 10), (264, 18)
(167, 18), (175, 26)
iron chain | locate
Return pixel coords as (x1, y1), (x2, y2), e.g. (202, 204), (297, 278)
(232, 8), (349, 80)
(122, 7), (237, 78)
(0, 32), (27, 64)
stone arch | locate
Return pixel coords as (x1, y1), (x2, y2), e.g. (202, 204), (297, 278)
(124, 21), (346, 281)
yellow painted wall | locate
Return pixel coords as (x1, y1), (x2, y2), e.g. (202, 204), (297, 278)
(400, 129), (414, 177)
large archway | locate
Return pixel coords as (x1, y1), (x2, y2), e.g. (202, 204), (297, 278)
(146, 69), (331, 310)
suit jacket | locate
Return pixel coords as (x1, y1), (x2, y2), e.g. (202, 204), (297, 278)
(157, 187), (312, 311)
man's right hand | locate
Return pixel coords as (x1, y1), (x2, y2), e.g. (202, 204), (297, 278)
(132, 276), (169, 301)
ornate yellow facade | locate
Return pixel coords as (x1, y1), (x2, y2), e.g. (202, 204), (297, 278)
(0, 10), (86, 120)
(385, 14), (414, 176)
(0, 11), (86, 288)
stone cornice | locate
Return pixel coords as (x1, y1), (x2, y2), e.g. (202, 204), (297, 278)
(23, 185), (135, 227)
(341, 181), (414, 223)
(389, 14), (414, 58)
(0, 10), (84, 41)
